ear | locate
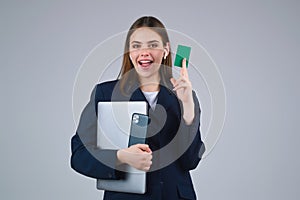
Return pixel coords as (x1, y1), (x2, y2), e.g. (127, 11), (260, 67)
(163, 42), (170, 58)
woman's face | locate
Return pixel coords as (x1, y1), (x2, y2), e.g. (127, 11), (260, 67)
(129, 27), (169, 82)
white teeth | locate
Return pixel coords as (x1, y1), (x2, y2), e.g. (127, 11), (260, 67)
(139, 60), (151, 63)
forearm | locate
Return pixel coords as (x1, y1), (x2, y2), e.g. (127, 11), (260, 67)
(71, 134), (122, 179)
(177, 91), (205, 170)
(177, 126), (205, 170)
(182, 101), (195, 125)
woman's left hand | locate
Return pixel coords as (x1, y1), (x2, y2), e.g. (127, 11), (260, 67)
(170, 58), (193, 104)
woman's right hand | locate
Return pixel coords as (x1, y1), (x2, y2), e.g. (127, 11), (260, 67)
(117, 144), (152, 171)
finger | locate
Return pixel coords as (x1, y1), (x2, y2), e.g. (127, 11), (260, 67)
(182, 58), (187, 69)
(145, 161), (153, 171)
(175, 76), (188, 83)
(143, 166), (151, 172)
(135, 143), (148, 148)
(180, 58), (187, 76)
(144, 146), (152, 153)
(136, 144), (152, 152)
(172, 82), (191, 91)
(171, 76), (188, 86)
(142, 153), (152, 162)
(172, 77), (189, 88)
(172, 79), (179, 88)
(180, 58), (189, 79)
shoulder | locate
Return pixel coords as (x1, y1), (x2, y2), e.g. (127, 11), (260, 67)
(96, 79), (119, 90)
(94, 80), (120, 101)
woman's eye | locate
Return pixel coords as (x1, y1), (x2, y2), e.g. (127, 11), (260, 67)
(132, 44), (141, 49)
(149, 43), (158, 48)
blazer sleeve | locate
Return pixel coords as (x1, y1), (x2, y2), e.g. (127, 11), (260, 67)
(70, 85), (124, 179)
(176, 91), (206, 171)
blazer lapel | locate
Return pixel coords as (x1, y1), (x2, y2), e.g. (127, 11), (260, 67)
(156, 85), (175, 111)
(130, 88), (151, 110)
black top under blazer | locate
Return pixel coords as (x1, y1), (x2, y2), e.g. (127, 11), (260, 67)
(71, 79), (205, 200)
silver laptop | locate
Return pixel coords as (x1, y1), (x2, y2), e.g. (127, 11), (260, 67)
(96, 101), (147, 194)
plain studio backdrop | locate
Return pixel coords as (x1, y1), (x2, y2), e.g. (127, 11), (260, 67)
(0, 0), (299, 199)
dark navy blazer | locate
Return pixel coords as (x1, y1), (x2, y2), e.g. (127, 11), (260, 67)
(71, 80), (205, 200)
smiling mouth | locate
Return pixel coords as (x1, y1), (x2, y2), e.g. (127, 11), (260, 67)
(138, 60), (153, 67)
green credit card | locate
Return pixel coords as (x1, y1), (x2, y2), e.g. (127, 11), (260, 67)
(174, 45), (191, 68)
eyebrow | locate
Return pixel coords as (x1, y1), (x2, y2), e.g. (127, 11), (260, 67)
(131, 40), (160, 44)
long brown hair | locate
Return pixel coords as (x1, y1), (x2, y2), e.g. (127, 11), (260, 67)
(117, 16), (173, 95)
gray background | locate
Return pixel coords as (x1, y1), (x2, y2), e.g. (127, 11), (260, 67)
(1, 0), (299, 199)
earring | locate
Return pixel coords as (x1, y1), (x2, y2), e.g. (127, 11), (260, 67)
(163, 49), (168, 59)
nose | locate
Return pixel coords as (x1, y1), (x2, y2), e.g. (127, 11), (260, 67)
(140, 48), (150, 57)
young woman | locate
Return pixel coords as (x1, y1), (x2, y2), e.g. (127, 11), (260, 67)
(71, 16), (205, 200)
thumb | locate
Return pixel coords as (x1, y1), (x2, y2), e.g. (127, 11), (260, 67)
(170, 77), (176, 87)
(135, 144), (152, 153)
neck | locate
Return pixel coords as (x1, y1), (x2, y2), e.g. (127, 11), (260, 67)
(140, 84), (160, 92)
(139, 77), (160, 92)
